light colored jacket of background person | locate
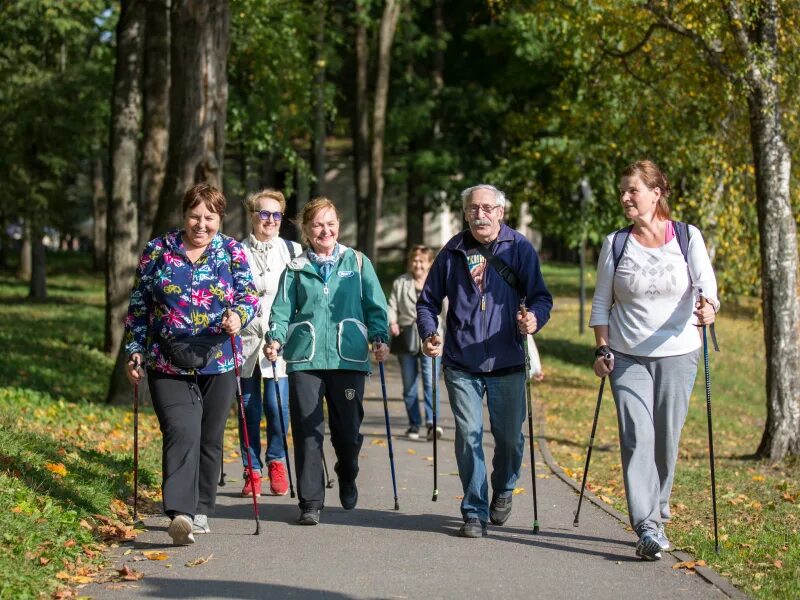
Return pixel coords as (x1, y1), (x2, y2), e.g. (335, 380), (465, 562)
(240, 234), (303, 378)
(387, 272), (446, 338)
(589, 225), (719, 357)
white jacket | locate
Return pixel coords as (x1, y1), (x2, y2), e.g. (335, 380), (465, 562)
(240, 234), (303, 378)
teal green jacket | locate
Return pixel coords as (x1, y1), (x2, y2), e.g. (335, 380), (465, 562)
(268, 246), (389, 373)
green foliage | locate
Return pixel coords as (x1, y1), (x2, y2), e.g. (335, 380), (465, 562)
(0, 0), (115, 236)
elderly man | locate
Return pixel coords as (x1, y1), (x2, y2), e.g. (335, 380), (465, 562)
(417, 184), (552, 538)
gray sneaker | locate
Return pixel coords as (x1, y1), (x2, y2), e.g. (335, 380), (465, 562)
(656, 523), (670, 551)
(635, 532), (662, 561)
(193, 514), (211, 534)
(168, 514), (195, 545)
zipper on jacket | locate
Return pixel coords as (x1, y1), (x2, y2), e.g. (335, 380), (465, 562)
(481, 294), (486, 311)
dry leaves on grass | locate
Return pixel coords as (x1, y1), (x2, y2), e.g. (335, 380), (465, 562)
(45, 462), (68, 477)
(92, 515), (136, 542)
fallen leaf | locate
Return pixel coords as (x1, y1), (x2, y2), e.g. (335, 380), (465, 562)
(45, 462), (68, 477)
(143, 551), (169, 561)
(425, 456), (433, 462)
(774, 560), (783, 569)
(123, 549), (132, 556)
(512, 487), (526, 495)
(407, 448), (416, 455)
(371, 439), (387, 447)
(752, 474), (765, 482)
(185, 554), (213, 567)
(79, 519), (93, 530)
(118, 565), (144, 581)
(64, 539), (77, 548)
(673, 560), (706, 572)
(39, 557), (50, 565)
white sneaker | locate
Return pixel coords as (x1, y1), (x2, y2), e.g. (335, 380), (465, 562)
(426, 425), (444, 441)
(192, 514), (211, 534)
(168, 514), (195, 545)
(656, 523), (670, 551)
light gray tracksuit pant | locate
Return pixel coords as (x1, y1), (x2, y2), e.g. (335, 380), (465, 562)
(608, 349), (700, 535)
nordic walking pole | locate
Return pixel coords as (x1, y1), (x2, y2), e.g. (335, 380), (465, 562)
(520, 302), (540, 534)
(132, 356), (141, 524)
(431, 353), (439, 502)
(270, 357), (296, 498)
(699, 291), (720, 555)
(574, 350), (612, 527)
(218, 450), (226, 486)
(376, 337), (400, 510)
(230, 332), (261, 534)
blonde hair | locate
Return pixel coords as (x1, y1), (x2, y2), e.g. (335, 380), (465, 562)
(245, 189), (286, 213)
(299, 197), (341, 245)
(407, 245), (434, 269)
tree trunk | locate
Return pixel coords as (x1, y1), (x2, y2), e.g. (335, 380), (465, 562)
(366, 0), (401, 262)
(310, 0), (327, 198)
(150, 0), (230, 236)
(353, 0), (370, 251)
(29, 224), (46, 299)
(17, 220), (32, 280)
(92, 157), (107, 272)
(405, 142), (423, 250)
(138, 0), (170, 249)
(105, 0), (144, 355)
(747, 47), (800, 459)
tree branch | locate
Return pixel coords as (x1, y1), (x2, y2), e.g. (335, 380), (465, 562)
(599, 23), (659, 59)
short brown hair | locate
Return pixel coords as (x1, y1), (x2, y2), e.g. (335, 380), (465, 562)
(621, 160), (671, 219)
(245, 189), (286, 213)
(299, 197), (341, 245)
(407, 245), (434, 268)
(182, 183), (227, 218)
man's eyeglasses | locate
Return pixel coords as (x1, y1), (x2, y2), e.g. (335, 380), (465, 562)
(466, 204), (501, 216)
(255, 210), (283, 222)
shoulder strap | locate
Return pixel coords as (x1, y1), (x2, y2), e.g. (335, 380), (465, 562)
(284, 238), (297, 259)
(612, 225), (633, 271)
(674, 221), (690, 264)
(475, 244), (523, 295)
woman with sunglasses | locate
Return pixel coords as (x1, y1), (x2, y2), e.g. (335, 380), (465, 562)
(237, 189), (302, 498)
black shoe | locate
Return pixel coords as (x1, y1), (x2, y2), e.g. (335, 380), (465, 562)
(459, 518), (487, 538)
(490, 494), (513, 526)
(297, 509), (320, 525)
(339, 480), (358, 510)
(405, 425), (420, 440)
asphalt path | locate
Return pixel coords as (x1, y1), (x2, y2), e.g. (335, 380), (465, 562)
(85, 360), (735, 600)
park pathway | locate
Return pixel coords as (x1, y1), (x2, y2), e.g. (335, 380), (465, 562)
(86, 360), (739, 600)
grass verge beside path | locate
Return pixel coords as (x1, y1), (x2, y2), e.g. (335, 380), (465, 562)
(537, 263), (799, 600)
(0, 256), (162, 599)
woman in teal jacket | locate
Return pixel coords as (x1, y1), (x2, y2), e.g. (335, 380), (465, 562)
(266, 197), (389, 526)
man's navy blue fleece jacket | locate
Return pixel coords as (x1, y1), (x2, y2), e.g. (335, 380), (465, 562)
(416, 224), (553, 373)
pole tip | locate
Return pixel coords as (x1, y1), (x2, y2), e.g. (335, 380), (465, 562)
(255, 523), (261, 535)
(432, 490), (439, 502)
(327, 479), (335, 489)
(533, 521), (540, 534)
(394, 501), (400, 511)
(291, 491), (296, 498)
(573, 518), (580, 527)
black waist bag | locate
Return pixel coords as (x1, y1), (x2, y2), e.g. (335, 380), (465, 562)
(160, 333), (229, 370)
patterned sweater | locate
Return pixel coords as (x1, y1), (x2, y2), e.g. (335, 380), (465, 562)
(124, 229), (259, 375)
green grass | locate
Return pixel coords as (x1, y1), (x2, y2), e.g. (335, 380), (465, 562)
(536, 262), (799, 599)
(0, 256), (162, 599)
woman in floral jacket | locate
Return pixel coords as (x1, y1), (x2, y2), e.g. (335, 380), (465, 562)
(124, 183), (258, 546)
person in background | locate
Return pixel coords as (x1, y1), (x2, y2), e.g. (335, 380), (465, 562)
(237, 189), (302, 498)
(265, 197), (389, 526)
(388, 245), (444, 441)
(589, 160), (719, 561)
(124, 183), (257, 545)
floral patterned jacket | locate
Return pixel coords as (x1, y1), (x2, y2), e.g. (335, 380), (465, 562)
(124, 229), (259, 376)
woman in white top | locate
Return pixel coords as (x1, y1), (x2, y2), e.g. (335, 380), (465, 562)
(589, 160), (719, 562)
(238, 189), (302, 498)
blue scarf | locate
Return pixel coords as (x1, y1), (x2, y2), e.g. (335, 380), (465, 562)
(308, 244), (341, 282)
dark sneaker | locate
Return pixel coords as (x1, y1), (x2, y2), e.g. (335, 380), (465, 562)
(656, 524), (671, 551)
(490, 495), (513, 526)
(297, 509), (320, 525)
(339, 480), (358, 510)
(406, 425), (420, 440)
(459, 518), (488, 538)
(635, 532), (662, 561)
(168, 514), (195, 545)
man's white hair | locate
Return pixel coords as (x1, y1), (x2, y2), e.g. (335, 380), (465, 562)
(460, 184), (508, 212)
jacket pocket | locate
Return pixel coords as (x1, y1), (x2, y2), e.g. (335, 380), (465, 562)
(337, 318), (369, 363)
(284, 321), (316, 363)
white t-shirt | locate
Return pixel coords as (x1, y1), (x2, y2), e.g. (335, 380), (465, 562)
(589, 225), (719, 357)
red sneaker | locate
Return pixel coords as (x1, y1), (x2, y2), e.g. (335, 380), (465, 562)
(241, 470), (262, 497)
(268, 460), (289, 496)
